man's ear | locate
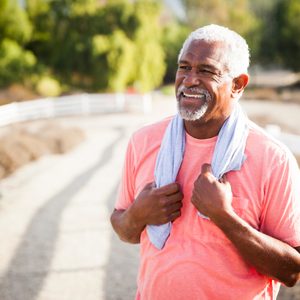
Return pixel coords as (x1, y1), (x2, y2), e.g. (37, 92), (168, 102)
(231, 74), (249, 97)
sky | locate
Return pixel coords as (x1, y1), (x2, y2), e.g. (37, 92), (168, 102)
(163, 0), (186, 21)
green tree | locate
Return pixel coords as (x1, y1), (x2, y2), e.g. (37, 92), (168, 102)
(26, 0), (166, 92)
(249, 0), (281, 65)
(276, 0), (300, 71)
(0, 0), (32, 43)
(0, 0), (36, 87)
(132, 0), (165, 92)
(182, 0), (261, 62)
(162, 22), (189, 83)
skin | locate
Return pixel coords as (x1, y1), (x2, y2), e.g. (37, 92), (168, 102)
(111, 182), (183, 244)
(111, 39), (300, 287)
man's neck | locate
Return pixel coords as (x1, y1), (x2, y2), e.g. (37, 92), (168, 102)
(184, 117), (228, 139)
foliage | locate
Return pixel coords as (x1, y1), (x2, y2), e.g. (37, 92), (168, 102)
(0, 39), (36, 87)
(276, 0), (300, 71)
(249, 0), (281, 65)
(0, 0), (36, 87)
(0, 0), (32, 44)
(1, 0), (300, 93)
(36, 75), (62, 97)
(162, 23), (190, 83)
(92, 30), (136, 91)
(132, 0), (165, 92)
(163, 22), (190, 83)
(26, 0), (165, 92)
(182, 0), (261, 62)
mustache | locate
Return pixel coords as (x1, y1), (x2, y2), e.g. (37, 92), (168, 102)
(177, 86), (211, 101)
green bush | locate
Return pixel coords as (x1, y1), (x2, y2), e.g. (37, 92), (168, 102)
(162, 23), (190, 83)
(27, 0), (166, 92)
(0, 39), (36, 87)
(0, 0), (32, 44)
(36, 76), (62, 97)
(276, 0), (300, 71)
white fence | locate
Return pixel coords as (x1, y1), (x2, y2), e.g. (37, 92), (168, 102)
(1, 93), (300, 157)
(0, 93), (152, 127)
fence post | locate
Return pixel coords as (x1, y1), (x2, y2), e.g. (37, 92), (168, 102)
(116, 93), (125, 112)
(81, 94), (91, 115)
(142, 93), (152, 114)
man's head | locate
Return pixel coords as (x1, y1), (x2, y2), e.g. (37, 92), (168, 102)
(175, 24), (249, 124)
(178, 24), (250, 78)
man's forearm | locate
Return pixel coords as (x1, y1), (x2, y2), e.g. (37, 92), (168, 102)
(110, 208), (145, 244)
(213, 211), (300, 287)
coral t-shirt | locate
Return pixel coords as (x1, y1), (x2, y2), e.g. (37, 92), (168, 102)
(115, 116), (300, 300)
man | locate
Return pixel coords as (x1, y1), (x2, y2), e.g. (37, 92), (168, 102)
(110, 24), (300, 299)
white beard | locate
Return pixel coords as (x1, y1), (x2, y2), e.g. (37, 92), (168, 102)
(176, 86), (211, 121)
(177, 101), (209, 121)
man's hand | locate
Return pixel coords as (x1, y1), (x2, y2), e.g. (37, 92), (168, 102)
(191, 163), (233, 221)
(111, 182), (183, 244)
(131, 182), (183, 227)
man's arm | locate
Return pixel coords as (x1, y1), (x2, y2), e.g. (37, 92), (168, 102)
(111, 182), (183, 244)
(212, 209), (300, 287)
(191, 164), (300, 287)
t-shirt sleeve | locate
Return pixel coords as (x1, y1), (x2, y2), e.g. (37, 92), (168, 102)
(260, 152), (300, 247)
(114, 137), (136, 210)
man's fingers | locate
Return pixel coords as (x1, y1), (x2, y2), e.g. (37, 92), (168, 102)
(169, 210), (181, 222)
(166, 191), (184, 204)
(201, 163), (212, 175)
(221, 174), (227, 182)
(219, 174), (230, 184)
(154, 182), (181, 196)
(144, 182), (156, 190)
(167, 201), (183, 214)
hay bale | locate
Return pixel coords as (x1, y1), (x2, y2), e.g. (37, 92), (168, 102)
(0, 135), (32, 174)
(0, 164), (7, 179)
(12, 131), (50, 159)
(0, 130), (49, 176)
(36, 125), (85, 154)
(0, 123), (85, 179)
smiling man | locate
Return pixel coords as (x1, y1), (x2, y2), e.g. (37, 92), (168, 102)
(110, 25), (300, 299)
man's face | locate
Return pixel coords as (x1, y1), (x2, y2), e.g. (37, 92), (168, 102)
(175, 40), (234, 123)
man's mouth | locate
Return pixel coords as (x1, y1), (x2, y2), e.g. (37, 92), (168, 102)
(181, 91), (206, 100)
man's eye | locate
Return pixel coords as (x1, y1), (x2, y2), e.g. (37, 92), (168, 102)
(200, 69), (215, 75)
(178, 65), (190, 70)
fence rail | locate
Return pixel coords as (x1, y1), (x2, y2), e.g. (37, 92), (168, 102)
(2, 93), (300, 157)
(0, 93), (152, 127)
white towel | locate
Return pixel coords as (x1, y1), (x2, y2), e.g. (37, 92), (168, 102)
(147, 103), (249, 249)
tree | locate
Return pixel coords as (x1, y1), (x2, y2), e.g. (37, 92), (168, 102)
(162, 22), (189, 83)
(0, 0), (36, 86)
(26, 0), (166, 92)
(0, 0), (32, 44)
(249, 0), (281, 65)
(182, 0), (261, 62)
(132, 0), (165, 92)
(276, 0), (300, 71)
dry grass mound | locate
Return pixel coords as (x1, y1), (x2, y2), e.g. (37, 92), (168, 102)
(0, 124), (85, 179)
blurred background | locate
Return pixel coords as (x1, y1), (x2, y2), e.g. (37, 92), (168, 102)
(0, 0), (300, 299)
(0, 0), (299, 100)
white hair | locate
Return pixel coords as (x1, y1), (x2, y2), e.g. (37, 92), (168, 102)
(178, 24), (250, 77)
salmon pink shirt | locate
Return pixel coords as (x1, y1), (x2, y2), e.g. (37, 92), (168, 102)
(115, 117), (300, 300)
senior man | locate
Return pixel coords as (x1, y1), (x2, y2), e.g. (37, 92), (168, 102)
(111, 24), (300, 299)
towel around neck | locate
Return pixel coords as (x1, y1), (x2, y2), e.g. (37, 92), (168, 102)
(146, 103), (249, 249)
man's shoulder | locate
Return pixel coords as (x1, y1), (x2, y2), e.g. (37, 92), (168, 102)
(247, 120), (294, 164)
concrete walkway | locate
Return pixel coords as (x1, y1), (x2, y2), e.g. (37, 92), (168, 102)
(0, 96), (299, 300)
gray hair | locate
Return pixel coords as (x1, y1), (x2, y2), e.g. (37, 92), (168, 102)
(178, 24), (250, 77)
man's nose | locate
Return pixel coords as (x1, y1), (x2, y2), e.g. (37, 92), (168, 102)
(182, 70), (200, 87)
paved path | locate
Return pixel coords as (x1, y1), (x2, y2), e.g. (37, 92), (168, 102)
(0, 96), (299, 299)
